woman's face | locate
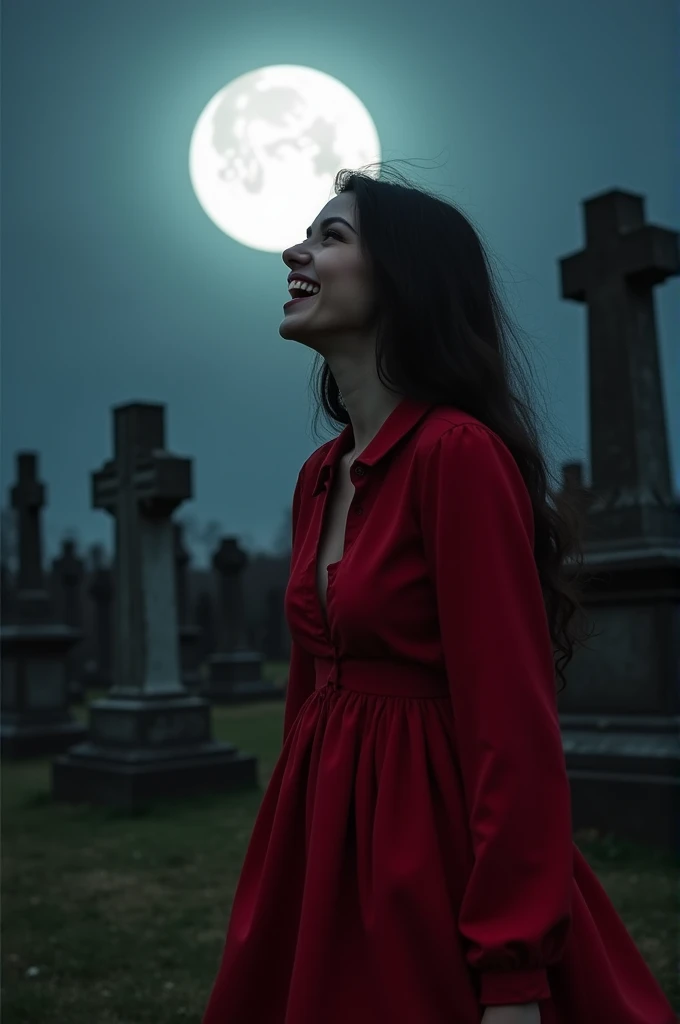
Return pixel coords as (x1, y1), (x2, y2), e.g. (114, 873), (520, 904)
(279, 192), (377, 352)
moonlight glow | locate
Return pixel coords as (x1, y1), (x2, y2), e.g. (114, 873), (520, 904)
(189, 65), (381, 252)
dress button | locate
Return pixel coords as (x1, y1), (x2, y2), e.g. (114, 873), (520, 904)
(354, 464), (365, 476)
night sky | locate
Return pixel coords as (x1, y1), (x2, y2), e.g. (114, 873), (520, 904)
(2, 0), (678, 563)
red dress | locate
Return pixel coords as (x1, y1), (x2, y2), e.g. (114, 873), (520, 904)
(203, 398), (676, 1024)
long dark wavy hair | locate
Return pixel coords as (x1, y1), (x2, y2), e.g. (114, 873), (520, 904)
(308, 162), (589, 691)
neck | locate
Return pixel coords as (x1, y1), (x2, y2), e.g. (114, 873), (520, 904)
(338, 380), (403, 457)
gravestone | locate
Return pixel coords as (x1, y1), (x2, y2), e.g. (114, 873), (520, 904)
(200, 538), (283, 704)
(1, 453), (86, 758)
(85, 544), (113, 689)
(52, 539), (86, 701)
(558, 189), (680, 854)
(561, 462), (590, 521)
(52, 402), (258, 809)
(1, 562), (16, 624)
(264, 586), (287, 662)
(194, 589), (216, 669)
(174, 522), (201, 689)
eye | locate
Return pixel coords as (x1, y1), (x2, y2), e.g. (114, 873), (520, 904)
(322, 228), (342, 241)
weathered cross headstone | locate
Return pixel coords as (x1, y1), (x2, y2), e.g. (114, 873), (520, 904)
(561, 462), (590, 516)
(200, 537), (283, 704)
(84, 544), (113, 689)
(558, 189), (680, 855)
(52, 539), (86, 701)
(174, 521), (201, 689)
(52, 402), (258, 809)
(1, 561), (16, 625)
(1, 453), (86, 757)
(264, 586), (287, 662)
(53, 540), (85, 627)
(194, 588), (216, 668)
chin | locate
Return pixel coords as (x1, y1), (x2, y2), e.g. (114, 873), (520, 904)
(279, 314), (311, 339)
(278, 318), (300, 339)
(278, 320), (326, 356)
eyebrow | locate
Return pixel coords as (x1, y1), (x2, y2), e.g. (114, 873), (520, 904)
(305, 216), (357, 238)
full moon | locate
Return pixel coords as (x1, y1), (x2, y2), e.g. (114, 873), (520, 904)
(189, 65), (381, 252)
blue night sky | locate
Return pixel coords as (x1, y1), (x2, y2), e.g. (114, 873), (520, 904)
(2, 0), (678, 563)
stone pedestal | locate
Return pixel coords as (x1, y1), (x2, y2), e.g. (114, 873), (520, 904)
(53, 693), (257, 808)
(559, 549), (679, 854)
(2, 624), (87, 757)
(51, 403), (258, 810)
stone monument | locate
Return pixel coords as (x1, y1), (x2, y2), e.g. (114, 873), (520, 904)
(85, 544), (113, 689)
(52, 539), (86, 701)
(1, 561), (16, 625)
(194, 588), (216, 668)
(200, 537), (283, 703)
(558, 188), (680, 854)
(174, 521), (201, 689)
(264, 586), (288, 662)
(52, 402), (258, 809)
(1, 453), (86, 757)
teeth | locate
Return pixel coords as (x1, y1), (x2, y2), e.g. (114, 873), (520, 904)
(288, 280), (320, 297)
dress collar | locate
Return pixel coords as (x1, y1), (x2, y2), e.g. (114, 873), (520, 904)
(311, 396), (436, 496)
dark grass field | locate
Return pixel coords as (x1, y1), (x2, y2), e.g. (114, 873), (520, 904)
(2, 667), (678, 1022)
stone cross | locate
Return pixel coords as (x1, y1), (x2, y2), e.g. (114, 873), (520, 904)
(202, 538), (271, 703)
(264, 586), (286, 661)
(2, 454), (85, 756)
(559, 189), (679, 545)
(195, 589), (216, 665)
(173, 521), (201, 684)
(556, 190), (680, 857)
(10, 453), (50, 622)
(212, 538), (249, 653)
(92, 403), (192, 696)
(52, 539), (86, 700)
(53, 539), (85, 629)
(87, 544), (113, 688)
(51, 402), (259, 806)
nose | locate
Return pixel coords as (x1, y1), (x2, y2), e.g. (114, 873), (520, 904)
(282, 238), (311, 269)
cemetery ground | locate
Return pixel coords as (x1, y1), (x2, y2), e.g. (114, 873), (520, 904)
(3, 665), (678, 1023)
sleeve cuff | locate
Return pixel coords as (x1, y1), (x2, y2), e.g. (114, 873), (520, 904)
(479, 967), (551, 1005)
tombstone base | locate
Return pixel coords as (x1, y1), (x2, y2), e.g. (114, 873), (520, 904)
(1, 715), (88, 759)
(201, 650), (284, 704)
(562, 715), (680, 857)
(52, 739), (258, 811)
(51, 692), (259, 810)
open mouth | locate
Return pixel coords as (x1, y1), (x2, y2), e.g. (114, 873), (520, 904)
(283, 291), (318, 310)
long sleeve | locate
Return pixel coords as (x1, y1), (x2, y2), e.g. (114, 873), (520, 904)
(418, 423), (573, 1007)
(282, 462), (317, 744)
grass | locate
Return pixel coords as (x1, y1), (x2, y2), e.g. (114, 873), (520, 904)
(2, 663), (678, 1022)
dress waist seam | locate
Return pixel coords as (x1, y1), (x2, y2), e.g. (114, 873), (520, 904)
(313, 655), (449, 698)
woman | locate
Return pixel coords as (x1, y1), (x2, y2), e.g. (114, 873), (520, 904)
(202, 166), (676, 1024)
